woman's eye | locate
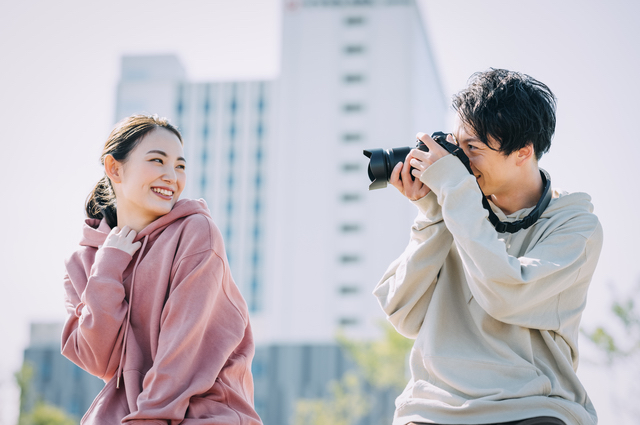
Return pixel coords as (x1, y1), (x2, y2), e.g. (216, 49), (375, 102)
(151, 158), (163, 164)
(177, 164), (186, 170)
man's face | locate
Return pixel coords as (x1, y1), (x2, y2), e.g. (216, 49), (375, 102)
(452, 114), (520, 198)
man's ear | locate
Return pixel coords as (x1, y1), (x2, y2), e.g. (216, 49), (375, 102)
(104, 155), (123, 183)
(516, 144), (535, 166)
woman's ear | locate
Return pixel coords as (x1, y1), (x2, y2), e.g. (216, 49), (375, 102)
(104, 155), (123, 183)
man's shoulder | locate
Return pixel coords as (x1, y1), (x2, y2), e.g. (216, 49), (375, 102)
(540, 188), (601, 238)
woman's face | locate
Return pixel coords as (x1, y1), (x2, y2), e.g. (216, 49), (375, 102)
(114, 128), (186, 225)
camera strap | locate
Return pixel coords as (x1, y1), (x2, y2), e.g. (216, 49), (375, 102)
(433, 134), (552, 234)
(481, 169), (552, 233)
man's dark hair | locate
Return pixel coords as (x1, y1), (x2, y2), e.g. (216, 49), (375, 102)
(452, 68), (557, 160)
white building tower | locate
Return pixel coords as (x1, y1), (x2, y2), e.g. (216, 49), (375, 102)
(114, 1), (446, 422)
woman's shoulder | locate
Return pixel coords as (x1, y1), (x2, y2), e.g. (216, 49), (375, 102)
(172, 210), (225, 256)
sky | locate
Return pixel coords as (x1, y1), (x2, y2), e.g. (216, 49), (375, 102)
(1, 0), (639, 423)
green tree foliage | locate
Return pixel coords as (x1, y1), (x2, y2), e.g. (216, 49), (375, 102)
(15, 363), (34, 416)
(15, 363), (78, 425)
(293, 372), (368, 425)
(293, 321), (413, 425)
(18, 403), (77, 425)
(582, 283), (640, 423)
(338, 321), (413, 391)
(583, 290), (640, 361)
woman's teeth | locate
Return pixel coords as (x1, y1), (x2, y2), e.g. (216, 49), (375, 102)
(152, 188), (173, 196)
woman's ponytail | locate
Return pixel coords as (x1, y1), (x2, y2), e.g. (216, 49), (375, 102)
(85, 175), (118, 228)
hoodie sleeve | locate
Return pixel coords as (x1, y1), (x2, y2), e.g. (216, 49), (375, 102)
(61, 246), (133, 380)
(373, 191), (454, 339)
(420, 155), (604, 329)
(123, 246), (249, 424)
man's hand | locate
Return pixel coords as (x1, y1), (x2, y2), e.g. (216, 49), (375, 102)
(389, 153), (431, 201)
(408, 132), (450, 179)
(390, 132), (451, 201)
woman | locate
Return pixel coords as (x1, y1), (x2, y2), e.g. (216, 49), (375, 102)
(61, 114), (262, 424)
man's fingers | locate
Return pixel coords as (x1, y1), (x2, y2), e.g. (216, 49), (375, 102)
(400, 154), (413, 183)
(417, 132), (440, 151)
(390, 161), (402, 186)
(416, 132), (449, 160)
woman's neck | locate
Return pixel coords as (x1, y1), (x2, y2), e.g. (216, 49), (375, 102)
(115, 204), (156, 233)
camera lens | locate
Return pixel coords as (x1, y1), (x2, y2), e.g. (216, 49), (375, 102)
(363, 146), (411, 190)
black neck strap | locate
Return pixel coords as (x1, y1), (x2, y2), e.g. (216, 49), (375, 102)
(435, 137), (552, 234)
(481, 169), (552, 233)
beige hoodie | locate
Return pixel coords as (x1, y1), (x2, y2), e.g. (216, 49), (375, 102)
(374, 155), (603, 425)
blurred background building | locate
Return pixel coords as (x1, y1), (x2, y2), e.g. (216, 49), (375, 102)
(19, 323), (103, 420)
(20, 0), (445, 423)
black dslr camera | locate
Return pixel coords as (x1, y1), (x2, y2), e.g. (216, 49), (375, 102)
(363, 131), (466, 190)
(363, 131), (553, 234)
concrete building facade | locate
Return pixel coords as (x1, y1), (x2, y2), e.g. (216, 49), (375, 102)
(22, 1), (446, 424)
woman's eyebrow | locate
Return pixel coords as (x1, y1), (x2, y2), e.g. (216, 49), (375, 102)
(146, 149), (186, 162)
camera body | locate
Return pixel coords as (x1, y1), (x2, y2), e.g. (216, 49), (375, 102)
(363, 131), (452, 190)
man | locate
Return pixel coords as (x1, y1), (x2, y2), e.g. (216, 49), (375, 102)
(373, 69), (602, 425)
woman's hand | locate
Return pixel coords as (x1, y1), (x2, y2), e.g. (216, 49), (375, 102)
(103, 226), (142, 256)
(389, 153), (431, 201)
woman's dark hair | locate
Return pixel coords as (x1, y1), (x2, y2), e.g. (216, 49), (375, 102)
(85, 114), (183, 228)
(452, 68), (556, 160)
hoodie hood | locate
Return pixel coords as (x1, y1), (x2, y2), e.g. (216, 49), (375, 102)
(79, 198), (212, 248)
(542, 189), (594, 216)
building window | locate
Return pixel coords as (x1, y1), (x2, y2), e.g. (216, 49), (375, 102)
(340, 223), (361, 233)
(339, 285), (359, 295)
(340, 254), (360, 263)
(344, 16), (365, 26)
(344, 45), (365, 55)
(42, 349), (53, 382)
(343, 74), (364, 84)
(342, 103), (363, 113)
(339, 317), (359, 326)
(341, 193), (360, 202)
(342, 163), (361, 172)
(342, 133), (362, 142)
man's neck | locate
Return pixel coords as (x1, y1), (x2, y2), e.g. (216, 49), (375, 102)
(490, 166), (544, 215)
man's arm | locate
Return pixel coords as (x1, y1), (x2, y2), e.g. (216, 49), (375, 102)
(421, 155), (603, 329)
(374, 190), (453, 339)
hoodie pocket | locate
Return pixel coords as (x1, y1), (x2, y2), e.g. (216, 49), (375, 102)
(81, 377), (130, 424)
(418, 356), (552, 402)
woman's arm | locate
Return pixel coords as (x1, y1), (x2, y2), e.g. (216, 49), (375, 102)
(61, 226), (140, 380)
(61, 246), (132, 380)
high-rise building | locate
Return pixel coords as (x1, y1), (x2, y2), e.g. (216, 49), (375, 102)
(22, 1), (445, 424)
(115, 0), (445, 345)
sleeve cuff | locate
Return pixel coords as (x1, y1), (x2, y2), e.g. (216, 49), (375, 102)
(419, 154), (476, 199)
(90, 246), (132, 281)
(411, 191), (440, 217)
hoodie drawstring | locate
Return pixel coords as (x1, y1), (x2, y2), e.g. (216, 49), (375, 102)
(116, 235), (149, 389)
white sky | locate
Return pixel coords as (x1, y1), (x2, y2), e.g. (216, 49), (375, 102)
(1, 0), (639, 423)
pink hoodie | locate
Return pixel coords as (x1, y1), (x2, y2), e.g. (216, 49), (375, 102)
(61, 199), (262, 425)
